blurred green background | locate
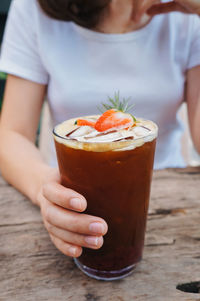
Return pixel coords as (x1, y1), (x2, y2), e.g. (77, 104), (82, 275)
(0, 0), (12, 111)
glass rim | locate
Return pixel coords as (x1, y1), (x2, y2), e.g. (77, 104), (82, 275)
(53, 122), (158, 145)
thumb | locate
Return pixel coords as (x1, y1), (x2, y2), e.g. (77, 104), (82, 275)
(147, 2), (189, 16)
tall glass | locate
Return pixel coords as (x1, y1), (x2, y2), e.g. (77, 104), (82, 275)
(53, 121), (157, 281)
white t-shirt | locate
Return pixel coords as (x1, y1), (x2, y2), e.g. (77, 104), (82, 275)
(0, 0), (200, 169)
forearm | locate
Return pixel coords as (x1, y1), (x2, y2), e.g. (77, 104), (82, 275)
(0, 128), (55, 206)
(189, 99), (200, 154)
(186, 66), (200, 155)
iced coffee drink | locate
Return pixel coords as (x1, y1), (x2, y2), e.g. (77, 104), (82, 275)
(53, 96), (158, 280)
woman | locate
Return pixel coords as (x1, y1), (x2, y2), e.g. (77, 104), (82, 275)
(0, 0), (200, 258)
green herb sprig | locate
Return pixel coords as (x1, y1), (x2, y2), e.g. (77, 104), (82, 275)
(99, 91), (136, 122)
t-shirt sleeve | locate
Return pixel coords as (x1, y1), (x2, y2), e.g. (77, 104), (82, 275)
(187, 15), (200, 70)
(0, 0), (48, 84)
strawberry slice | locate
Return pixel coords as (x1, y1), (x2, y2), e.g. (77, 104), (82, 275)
(95, 109), (134, 132)
(76, 119), (96, 127)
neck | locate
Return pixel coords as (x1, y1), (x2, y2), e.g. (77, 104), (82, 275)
(94, 0), (153, 34)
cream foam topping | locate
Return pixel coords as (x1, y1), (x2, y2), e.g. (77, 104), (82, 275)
(53, 115), (158, 152)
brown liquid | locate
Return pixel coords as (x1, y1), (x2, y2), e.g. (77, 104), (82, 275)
(54, 138), (156, 279)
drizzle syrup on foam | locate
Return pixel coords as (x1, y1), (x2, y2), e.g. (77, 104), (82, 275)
(53, 115), (158, 152)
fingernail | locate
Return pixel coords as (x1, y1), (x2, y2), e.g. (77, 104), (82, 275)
(85, 236), (99, 246)
(89, 222), (104, 234)
(69, 246), (77, 257)
(70, 198), (82, 210)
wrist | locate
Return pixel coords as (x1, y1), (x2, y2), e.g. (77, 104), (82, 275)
(30, 164), (59, 207)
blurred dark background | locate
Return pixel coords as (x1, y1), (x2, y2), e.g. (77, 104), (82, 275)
(0, 0), (11, 41)
(0, 0), (12, 110)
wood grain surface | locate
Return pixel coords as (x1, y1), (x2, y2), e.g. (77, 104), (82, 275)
(0, 167), (200, 301)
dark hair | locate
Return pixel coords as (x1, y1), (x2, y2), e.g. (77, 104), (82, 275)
(37, 0), (111, 28)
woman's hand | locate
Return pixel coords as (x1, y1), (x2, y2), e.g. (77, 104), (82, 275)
(37, 168), (108, 258)
(0, 75), (108, 259)
(132, 0), (200, 22)
(147, 0), (200, 17)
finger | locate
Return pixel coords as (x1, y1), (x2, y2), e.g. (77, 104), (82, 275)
(147, 2), (188, 15)
(132, 0), (160, 21)
(45, 221), (104, 249)
(44, 200), (108, 236)
(49, 233), (82, 258)
(42, 182), (87, 212)
(174, 0), (200, 15)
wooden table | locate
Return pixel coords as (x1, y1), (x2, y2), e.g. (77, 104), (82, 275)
(0, 167), (200, 301)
